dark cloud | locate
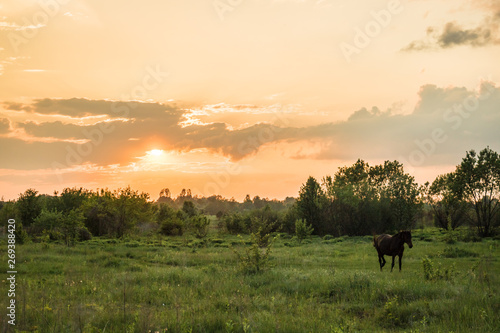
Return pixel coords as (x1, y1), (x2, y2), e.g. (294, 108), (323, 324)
(438, 21), (495, 47)
(5, 98), (183, 120)
(404, 4), (500, 51)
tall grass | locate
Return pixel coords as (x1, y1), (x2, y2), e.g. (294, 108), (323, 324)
(0, 229), (499, 332)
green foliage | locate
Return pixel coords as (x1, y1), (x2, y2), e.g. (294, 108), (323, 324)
(34, 208), (88, 246)
(189, 215), (210, 238)
(425, 174), (468, 230)
(232, 230), (276, 273)
(14, 222), (30, 244)
(322, 160), (422, 235)
(0, 230), (498, 332)
(451, 147), (500, 236)
(182, 200), (197, 218)
(296, 176), (326, 234)
(422, 256), (456, 281)
(16, 188), (42, 226)
(441, 246), (479, 258)
(250, 216), (275, 247)
(80, 187), (155, 237)
(295, 219), (314, 244)
(157, 204), (185, 236)
(0, 201), (17, 224)
(222, 213), (247, 234)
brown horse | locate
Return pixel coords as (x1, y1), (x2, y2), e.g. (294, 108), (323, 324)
(373, 231), (413, 272)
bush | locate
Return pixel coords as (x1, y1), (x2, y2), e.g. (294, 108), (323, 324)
(295, 219), (314, 244)
(232, 229), (277, 274)
(441, 247), (478, 258)
(78, 227), (92, 241)
(33, 209), (85, 246)
(157, 204), (185, 236)
(190, 215), (210, 238)
(14, 222), (30, 244)
(422, 256), (456, 281)
(159, 217), (184, 236)
(222, 213), (247, 234)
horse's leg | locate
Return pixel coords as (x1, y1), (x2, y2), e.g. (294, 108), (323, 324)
(391, 256), (395, 272)
(399, 253), (403, 271)
(378, 255), (385, 271)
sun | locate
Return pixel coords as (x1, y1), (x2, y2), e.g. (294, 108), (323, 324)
(147, 149), (164, 156)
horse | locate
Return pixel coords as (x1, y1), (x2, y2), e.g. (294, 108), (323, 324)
(373, 231), (413, 272)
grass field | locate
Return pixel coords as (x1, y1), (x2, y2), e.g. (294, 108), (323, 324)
(1, 228), (499, 332)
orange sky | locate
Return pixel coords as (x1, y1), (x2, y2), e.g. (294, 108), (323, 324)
(1, 0), (500, 201)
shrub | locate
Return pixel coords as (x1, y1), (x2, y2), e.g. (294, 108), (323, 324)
(223, 213), (247, 234)
(190, 215), (210, 238)
(14, 222), (30, 244)
(159, 217), (184, 236)
(295, 219), (314, 244)
(78, 227), (92, 241)
(33, 208), (85, 246)
(422, 256), (456, 281)
(232, 229), (277, 274)
(441, 247), (478, 258)
(157, 204), (185, 236)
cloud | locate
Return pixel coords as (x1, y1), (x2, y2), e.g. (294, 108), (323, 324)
(0, 118), (10, 133)
(291, 81), (500, 165)
(7, 98), (183, 120)
(2, 81), (500, 172)
(4, 99), (293, 169)
(404, 3), (500, 50)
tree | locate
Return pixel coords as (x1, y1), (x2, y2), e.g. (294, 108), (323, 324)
(157, 204), (184, 236)
(113, 187), (155, 237)
(16, 189), (42, 226)
(296, 176), (326, 234)
(182, 201), (197, 218)
(321, 160), (422, 235)
(190, 215), (210, 238)
(34, 208), (87, 246)
(252, 196), (265, 209)
(58, 187), (92, 212)
(452, 147), (500, 237)
(80, 189), (116, 236)
(426, 174), (467, 230)
(324, 159), (376, 235)
(0, 201), (17, 223)
(295, 219), (314, 244)
(159, 188), (171, 198)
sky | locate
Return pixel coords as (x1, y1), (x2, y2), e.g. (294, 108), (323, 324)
(0, 0), (499, 201)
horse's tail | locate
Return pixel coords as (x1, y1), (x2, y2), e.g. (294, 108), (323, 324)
(373, 234), (377, 248)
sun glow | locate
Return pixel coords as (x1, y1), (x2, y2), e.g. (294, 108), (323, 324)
(147, 149), (164, 156)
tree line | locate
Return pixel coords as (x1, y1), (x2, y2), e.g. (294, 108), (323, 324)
(295, 147), (500, 237)
(0, 147), (499, 243)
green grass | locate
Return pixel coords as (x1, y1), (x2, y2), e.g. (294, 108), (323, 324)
(1, 229), (499, 332)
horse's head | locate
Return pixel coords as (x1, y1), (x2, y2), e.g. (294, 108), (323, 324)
(401, 230), (413, 248)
